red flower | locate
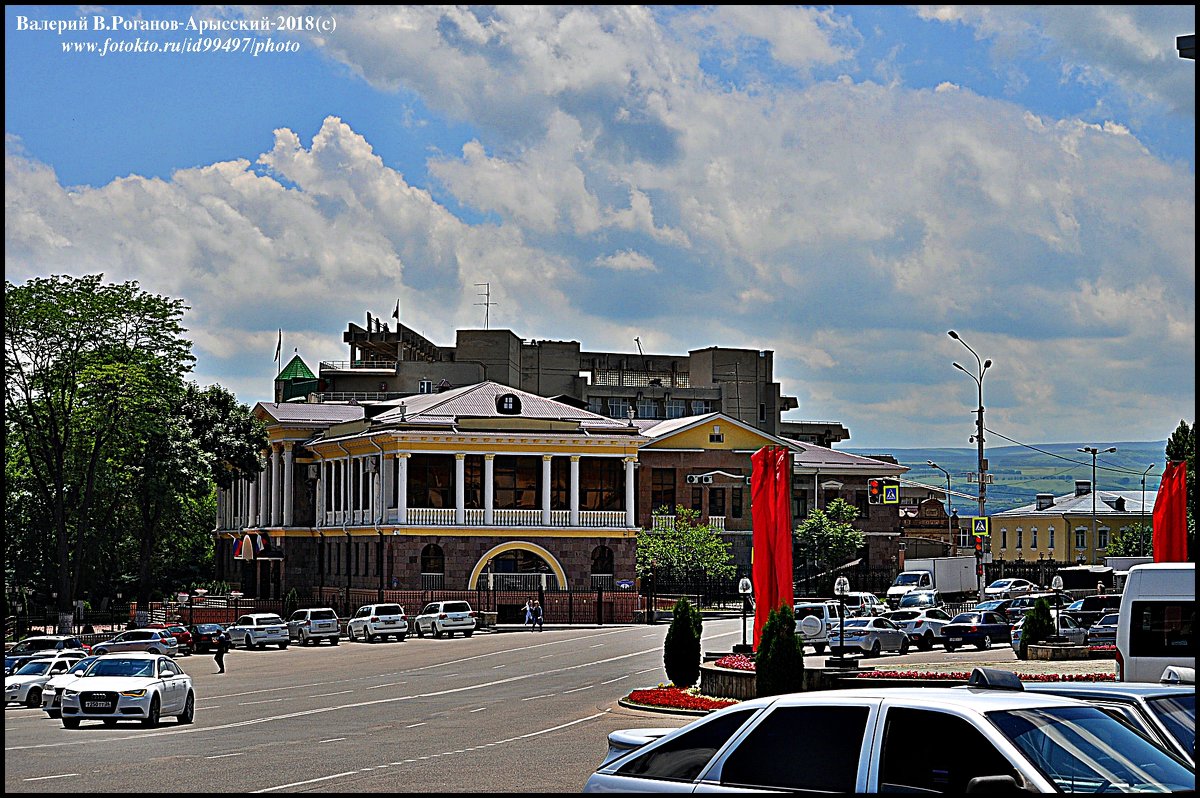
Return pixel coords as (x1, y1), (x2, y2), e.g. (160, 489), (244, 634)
(857, 670), (1115, 682)
(713, 654), (756, 671)
(627, 686), (738, 711)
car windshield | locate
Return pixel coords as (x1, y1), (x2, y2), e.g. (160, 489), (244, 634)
(12, 640), (59, 654)
(950, 613), (983, 624)
(887, 611), (920, 621)
(15, 660), (53, 675)
(989, 580), (1013, 588)
(989, 705), (1194, 793)
(84, 658), (156, 678)
(1147, 694), (1196, 757)
(376, 605), (403, 615)
(443, 602), (471, 613)
(257, 616), (284, 626)
(840, 619), (870, 628)
(899, 594), (936, 607)
(310, 610), (337, 620)
(1068, 600), (1085, 611)
(976, 601), (1002, 610)
(895, 573), (923, 585)
(64, 656), (99, 674)
(196, 624), (222, 632)
(1096, 614), (1119, 626)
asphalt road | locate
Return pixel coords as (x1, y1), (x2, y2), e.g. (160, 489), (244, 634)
(4, 617), (1098, 793)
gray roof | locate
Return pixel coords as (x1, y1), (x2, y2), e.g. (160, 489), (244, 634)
(255, 402), (365, 425)
(372, 381), (631, 431)
(794, 444), (908, 474)
(994, 490), (1154, 517)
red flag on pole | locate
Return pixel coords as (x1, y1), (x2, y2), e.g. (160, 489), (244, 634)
(751, 446), (794, 649)
(1152, 461), (1188, 563)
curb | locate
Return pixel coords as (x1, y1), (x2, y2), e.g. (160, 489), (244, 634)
(617, 696), (710, 717)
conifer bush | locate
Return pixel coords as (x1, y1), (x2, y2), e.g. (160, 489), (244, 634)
(663, 597), (703, 687)
(755, 603), (804, 698)
(1018, 597), (1056, 660)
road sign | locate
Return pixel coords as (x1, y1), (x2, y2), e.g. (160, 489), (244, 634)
(971, 517), (990, 536)
(883, 484), (899, 504)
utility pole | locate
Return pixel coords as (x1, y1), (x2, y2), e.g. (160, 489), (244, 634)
(948, 331), (991, 519)
(474, 283), (497, 329)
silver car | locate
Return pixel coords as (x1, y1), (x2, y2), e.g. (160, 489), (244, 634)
(346, 604), (407, 643)
(287, 608), (341, 646)
(413, 601), (477, 638)
(1010, 612), (1087, 655)
(1085, 613), (1120, 646)
(227, 613), (289, 650)
(884, 608), (953, 651)
(91, 629), (179, 657)
(5, 651), (88, 708)
(828, 617), (910, 657)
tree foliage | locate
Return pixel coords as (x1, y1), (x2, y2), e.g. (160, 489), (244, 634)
(636, 505), (735, 580)
(1018, 598), (1056, 660)
(794, 498), (865, 570)
(1105, 522), (1152, 558)
(755, 602), (804, 697)
(663, 597), (703, 687)
(1165, 420), (1195, 558)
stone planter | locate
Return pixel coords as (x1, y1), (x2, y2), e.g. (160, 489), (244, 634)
(1028, 643), (1090, 660)
(700, 661), (757, 700)
(1088, 647), (1118, 659)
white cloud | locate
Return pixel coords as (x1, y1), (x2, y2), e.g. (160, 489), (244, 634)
(595, 250), (656, 272)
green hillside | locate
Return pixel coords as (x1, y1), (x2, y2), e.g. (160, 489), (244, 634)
(845, 440), (1168, 515)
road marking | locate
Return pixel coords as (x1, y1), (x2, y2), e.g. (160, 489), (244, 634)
(492, 664), (505, 668)
(205, 752), (244, 759)
(521, 693), (555, 701)
(589, 644), (604, 648)
(563, 685), (593, 694)
(405, 722), (426, 728)
(469, 707), (487, 713)
(23, 774), (78, 781)
(238, 698), (286, 706)
(318, 738), (345, 744)
(600, 675), (628, 684)
(634, 668), (658, 675)
(365, 682), (404, 690)
(311, 691), (353, 698)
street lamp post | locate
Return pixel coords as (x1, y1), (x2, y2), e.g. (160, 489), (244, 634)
(1139, 464), (1155, 557)
(1049, 575), (1065, 643)
(737, 577), (753, 653)
(834, 576), (850, 667)
(1077, 446), (1117, 564)
(948, 331), (991, 603)
(927, 461), (954, 547)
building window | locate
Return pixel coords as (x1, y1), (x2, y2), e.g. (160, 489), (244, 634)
(709, 488), (726, 518)
(419, 379), (433, 394)
(690, 400), (709, 415)
(408, 454), (453, 509)
(636, 399), (658, 419)
(665, 399), (686, 419)
(421, 543), (444, 574)
(1016, 528), (1023, 550)
(608, 398), (630, 419)
(494, 455), (540, 509)
(854, 490), (869, 517)
(550, 458), (570, 510)
(1098, 527), (1109, 550)
(692, 487), (703, 513)
(1001, 528), (1007, 549)
(580, 458), (623, 511)
(496, 393), (522, 414)
(732, 487), (744, 519)
(1048, 526), (1056, 550)
(1075, 528), (1087, 549)
(793, 490), (809, 520)
(651, 468), (676, 514)
(1031, 527), (1038, 549)
(758, 402), (767, 422)
(587, 399), (603, 415)
(590, 545), (614, 576)
(463, 455), (484, 509)
(823, 489), (840, 508)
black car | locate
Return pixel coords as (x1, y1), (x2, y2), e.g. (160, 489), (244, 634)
(1068, 593), (1124, 628)
(4, 635), (87, 675)
(1085, 613), (1119, 646)
(940, 611), (1011, 652)
(971, 599), (1015, 621)
(187, 623), (226, 653)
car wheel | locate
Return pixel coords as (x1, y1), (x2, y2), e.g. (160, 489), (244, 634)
(416, 623), (425, 638)
(279, 643), (288, 650)
(46, 709), (61, 719)
(244, 635), (253, 649)
(918, 633), (933, 652)
(814, 643), (826, 654)
(26, 688), (42, 708)
(976, 636), (990, 651)
(148, 648), (161, 655)
(463, 630), (473, 638)
(331, 636), (339, 646)
(397, 634), (406, 642)
(433, 624), (443, 639)
(142, 695), (160, 728)
(178, 692), (194, 725)
(348, 626), (357, 642)
(103, 718), (118, 726)
(368, 633), (378, 643)
(944, 642), (957, 652)
(869, 641), (881, 658)
(899, 637), (910, 655)
(62, 717), (81, 729)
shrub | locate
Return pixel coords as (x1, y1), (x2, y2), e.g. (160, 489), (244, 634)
(663, 597), (703, 687)
(755, 603), (804, 698)
(1019, 598), (1056, 660)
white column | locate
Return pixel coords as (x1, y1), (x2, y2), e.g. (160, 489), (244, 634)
(542, 455), (553, 526)
(396, 454), (409, 525)
(282, 442), (295, 527)
(248, 474), (258, 529)
(217, 487), (226, 530)
(270, 444), (282, 527)
(483, 454), (495, 526)
(258, 456), (269, 526)
(238, 479), (247, 529)
(381, 452), (393, 522)
(624, 457), (637, 528)
(314, 465), (324, 528)
(454, 454), (466, 525)
(569, 456), (580, 527)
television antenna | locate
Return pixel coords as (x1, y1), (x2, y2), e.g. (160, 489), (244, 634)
(475, 283), (498, 329)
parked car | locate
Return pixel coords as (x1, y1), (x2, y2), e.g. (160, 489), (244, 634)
(59, 653), (194, 728)
(5, 636), (88, 675)
(827, 617), (909, 657)
(413, 601), (477, 638)
(1086, 613), (1120, 646)
(1011, 612), (1087, 657)
(4, 651), (88, 708)
(973, 598), (1016, 620)
(90, 629), (179, 658)
(793, 601), (845, 654)
(1021, 679), (1196, 765)
(288, 607), (342, 645)
(839, 592), (886, 617)
(897, 589), (943, 610)
(583, 671), (1195, 793)
(163, 625), (193, 655)
(40, 655), (101, 718)
(226, 613), (289, 650)
(187, 623), (226, 654)
(883, 607), (953, 651)
(1005, 592), (1066, 621)
(984, 578), (1040, 599)
(941, 611), (1011, 651)
(1068, 593), (1125, 628)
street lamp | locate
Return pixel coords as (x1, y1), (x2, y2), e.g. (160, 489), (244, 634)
(834, 576), (850, 666)
(230, 590), (243, 625)
(1077, 446), (1116, 563)
(1049, 575), (1065, 643)
(948, 330), (991, 521)
(737, 576), (753, 653)
(1139, 464), (1155, 556)
(927, 461), (954, 546)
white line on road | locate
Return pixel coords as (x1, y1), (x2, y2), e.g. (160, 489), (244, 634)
(23, 774), (78, 781)
(318, 738), (345, 744)
(311, 691), (353, 698)
(521, 693), (556, 701)
(205, 752), (244, 759)
(365, 682), (405, 690)
(405, 722), (426, 728)
(563, 685), (593, 693)
(238, 698), (286, 706)
(469, 707), (487, 713)
(590, 643), (604, 648)
(600, 675), (629, 684)
(492, 664), (505, 668)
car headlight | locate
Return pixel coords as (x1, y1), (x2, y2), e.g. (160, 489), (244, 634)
(120, 689), (147, 697)
(63, 689), (80, 698)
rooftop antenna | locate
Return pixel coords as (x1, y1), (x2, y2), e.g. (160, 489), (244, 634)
(634, 335), (646, 370)
(475, 282), (497, 329)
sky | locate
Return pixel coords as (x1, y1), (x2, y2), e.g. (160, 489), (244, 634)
(5, 5), (1195, 450)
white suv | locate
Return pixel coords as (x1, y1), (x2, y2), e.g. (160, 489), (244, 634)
(346, 604), (408, 642)
(287, 608), (341, 646)
(793, 601), (845, 654)
(227, 613), (289, 649)
(414, 601), (477, 638)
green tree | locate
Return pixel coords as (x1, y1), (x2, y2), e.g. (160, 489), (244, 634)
(755, 602), (804, 697)
(636, 505), (735, 580)
(1165, 420), (1195, 558)
(1105, 522), (1152, 558)
(794, 498), (865, 572)
(663, 597), (703, 687)
(1018, 598), (1056, 660)
(5, 275), (193, 632)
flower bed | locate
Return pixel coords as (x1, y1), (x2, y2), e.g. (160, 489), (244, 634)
(713, 653), (755, 671)
(856, 670), (1116, 682)
(625, 685), (739, 712)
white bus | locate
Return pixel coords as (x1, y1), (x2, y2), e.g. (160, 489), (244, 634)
(1116, 562), (1195, 683)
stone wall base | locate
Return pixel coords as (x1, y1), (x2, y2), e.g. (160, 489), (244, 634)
(1029, 644), (1090, 660)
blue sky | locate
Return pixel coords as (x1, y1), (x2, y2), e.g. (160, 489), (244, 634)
(5, 5), (1195, 449)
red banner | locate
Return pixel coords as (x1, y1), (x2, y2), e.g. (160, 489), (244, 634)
(1152, 461), (1188, 563)
(751, 446), (794, 648)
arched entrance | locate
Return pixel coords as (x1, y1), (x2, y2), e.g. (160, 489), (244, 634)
(469, 541), (568, 592)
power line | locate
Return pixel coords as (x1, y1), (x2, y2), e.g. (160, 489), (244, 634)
(983, 426), (1159, 477)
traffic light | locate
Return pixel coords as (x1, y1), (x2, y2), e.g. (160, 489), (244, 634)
(868, 478), (884, 504)
(974, 535), (984, 557)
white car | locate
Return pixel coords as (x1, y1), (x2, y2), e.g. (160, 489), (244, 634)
(828, 617), (910, 657)
(583, 670), (1195, 793)
(60, 653), (195, 728)
(883, 608), (954, 651)
(287, 607), (341, 646)
(984, 578), (1040, 599)
(413, 600), (477, 638)
(41, 655), (102, 717)
(346, 603), (408, 642)
(793, 601), (845, 654)
(227, 613), (290, 649)
(91, 629), (179, 658)
(4, 650), (88, 708)
(840, 592), (887, 617)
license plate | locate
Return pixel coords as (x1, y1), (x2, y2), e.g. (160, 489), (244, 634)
(950, 637), (963, 642)
(383, 620), (396, 625)
(84, 701), (110, 708)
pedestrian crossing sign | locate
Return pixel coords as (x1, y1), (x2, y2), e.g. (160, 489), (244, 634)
(971, 517), (990, 536)
(883, 485), (899, 504)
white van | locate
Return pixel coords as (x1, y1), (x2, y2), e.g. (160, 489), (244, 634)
(1116, 562), (1195, 683)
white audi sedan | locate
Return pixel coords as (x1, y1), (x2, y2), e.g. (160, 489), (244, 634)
(59, 653), (194, 728)
(828, 616), (910, 657)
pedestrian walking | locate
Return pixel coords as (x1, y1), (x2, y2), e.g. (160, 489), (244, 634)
(214, 628), (230, 673)
(531, 600), (544, 632)
(523, 599), (534, 631)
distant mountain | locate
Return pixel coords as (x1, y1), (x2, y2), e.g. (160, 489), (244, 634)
(843, 441), (1168, 515)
